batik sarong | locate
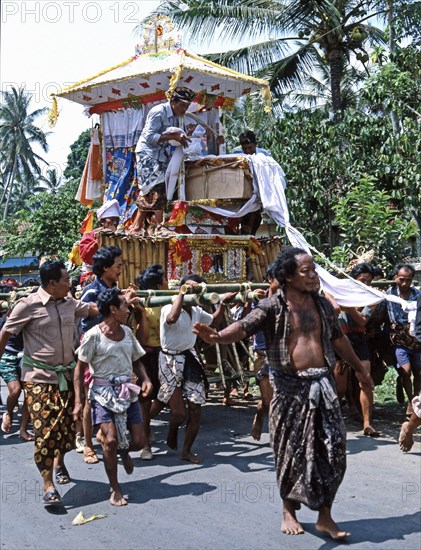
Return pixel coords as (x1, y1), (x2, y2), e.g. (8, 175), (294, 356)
(158, 348), (207, 405)
(135, 155), (168, 210)
(23, 382), (75, 476)
(270, 368), (346, 510)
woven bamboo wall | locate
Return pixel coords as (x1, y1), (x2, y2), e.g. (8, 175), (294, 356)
(97, 232), (282, 288)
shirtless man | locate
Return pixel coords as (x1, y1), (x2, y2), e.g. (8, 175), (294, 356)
(194, 247), (373, 540)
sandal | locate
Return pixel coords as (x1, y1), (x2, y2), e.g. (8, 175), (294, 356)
(43, 489), (62, 506)
(83, 448), (99, 464)
(54, 466), (71, 484)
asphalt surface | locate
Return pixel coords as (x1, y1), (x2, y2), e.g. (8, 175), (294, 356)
(0, 390), (420, 550)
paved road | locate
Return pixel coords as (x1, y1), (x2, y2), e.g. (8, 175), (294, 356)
(1, 393), (420, 550)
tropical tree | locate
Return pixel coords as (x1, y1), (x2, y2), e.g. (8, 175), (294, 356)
(0, 129), (91, 260)
(34, 168), (63, 194)
(149, 0), (387, 117)
(0, 86), (49, 219)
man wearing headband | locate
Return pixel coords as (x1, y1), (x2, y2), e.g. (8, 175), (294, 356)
(131, 87), (196, 236)
(79, 199), (121, 284)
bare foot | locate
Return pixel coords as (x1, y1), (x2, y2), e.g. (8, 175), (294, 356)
(1, 411), (12, 433)
(281, 509), (304, 535)
(363, 425), (380, 437)
(316, 516), (350, 540)
(222, 396), (234, 406)
(399, 422), (414, 452)
(110, 488), (128, 506)
(251, 414), (263, 441)
(19, 430), (35, 441)
(180, 452), (202, 464)
(120, 453), (134, 475)
(166, 428), (178, 450)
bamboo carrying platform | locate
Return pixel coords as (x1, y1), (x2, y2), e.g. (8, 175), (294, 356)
(97, 231), (283, 288)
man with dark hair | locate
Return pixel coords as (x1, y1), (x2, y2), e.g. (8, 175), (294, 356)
(386, 263), (421, 416)
(0, 260), (99, 506)
(338, 263), (379, 436)
(131, 86), (196, 235)
(134, 264), (169, 460)
(158, 274), (233, 463)
(399, 293), (421, 452)
(78, 245), (123, 465)
(194, 247), (373, 540)
(74, 287), (152, 506)
(233, 129), (272, 156)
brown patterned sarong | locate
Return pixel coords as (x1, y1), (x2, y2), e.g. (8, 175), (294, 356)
(269, 369), (346, 511)
(24, 382), (75, 476)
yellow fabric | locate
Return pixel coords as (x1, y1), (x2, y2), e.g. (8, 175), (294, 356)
(145, 307), (162, 347)
(69, 243), (82, 266)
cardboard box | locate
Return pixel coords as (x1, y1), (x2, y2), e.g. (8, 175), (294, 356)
(185, 158), (253, 200)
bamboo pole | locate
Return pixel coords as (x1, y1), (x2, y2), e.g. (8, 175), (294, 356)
(134, 237), (142, 276)
(127, 239), (136, 285)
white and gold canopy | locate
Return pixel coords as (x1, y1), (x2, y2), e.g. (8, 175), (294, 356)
(52, 49), (271, 119)
(50, 16), (271, 124)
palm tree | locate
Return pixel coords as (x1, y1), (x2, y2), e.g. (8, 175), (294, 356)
(144, 1), (387, 118)
(34, 168), (63, 194)
(0, 86), (49, 219)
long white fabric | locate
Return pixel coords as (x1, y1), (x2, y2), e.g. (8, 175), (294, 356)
(102, 107), (146, 148)
(174, 151), (405, 308)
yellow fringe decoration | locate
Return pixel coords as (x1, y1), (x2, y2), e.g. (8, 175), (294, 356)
(55, 55), (138, 97)
(48, 96), (59, 127)
(185, 50), (268, 86)
(262, 86), (272, 113)
(166, 49), (185, 100)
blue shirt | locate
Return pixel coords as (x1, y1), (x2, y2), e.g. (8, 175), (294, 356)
(80, 278), (115, 334)
(135, 101), (180, 164)
(386, 285), (420, 325)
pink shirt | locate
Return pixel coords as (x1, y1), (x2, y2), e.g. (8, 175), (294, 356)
(5, 287), (90, 384)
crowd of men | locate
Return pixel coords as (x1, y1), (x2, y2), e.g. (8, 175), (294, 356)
(0, 247), (420, 540)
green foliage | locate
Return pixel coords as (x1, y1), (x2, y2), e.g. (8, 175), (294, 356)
(330, 176), (418, 269)
(0, 86), (49, 219)
(63, 129), (90, 182)
(1, 180), (86, 260)
(151, 0), (387, 113)
(0, 129), (91, 260)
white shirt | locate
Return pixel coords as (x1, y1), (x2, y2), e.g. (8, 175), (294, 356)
(160, 305), (213, 352)
(78, 325), (145, 380)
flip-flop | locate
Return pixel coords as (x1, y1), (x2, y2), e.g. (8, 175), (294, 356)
(54, 466), (71, 484)
(1, 412), (12, 433)
(43, 489), (62, 506)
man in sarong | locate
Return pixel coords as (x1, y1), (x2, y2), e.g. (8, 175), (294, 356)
(74, 287), (152, 506)
(0, 260), (99, 506)
(158, 275), (233, 463)
(78, 245), (123, 465)
(194, 247), (373, 540)
(130, 86), (196, 236)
